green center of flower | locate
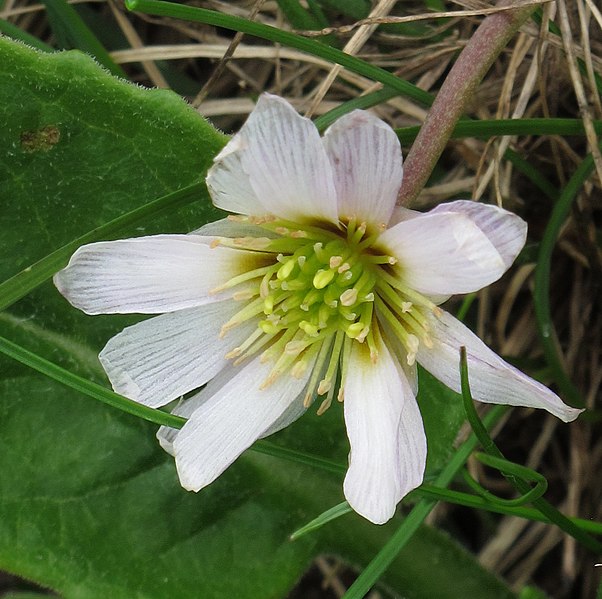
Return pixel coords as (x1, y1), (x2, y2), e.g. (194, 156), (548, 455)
(258, 220), (381, 344)
(212, 215), (437, 413)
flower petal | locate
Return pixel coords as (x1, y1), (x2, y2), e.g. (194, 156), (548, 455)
(206, 135), (263, 216)
(417, 309), (583, 422)
(210, 94), (339, 224)
(378, 212), (509, 295)
(343, 334), (426, 524)
(173, 353), (314, 492)
(54, 235), (270, 315)
(192, 217), (275, 239)
(323, 109), (403, 229)
(157, 337), (313, 449)
(387, 205), (421, 227)
(157, 386), (213, 456)
(99, 300), (256, 408)
(428, 200), (527, 269)
(260, 393), (307, 439)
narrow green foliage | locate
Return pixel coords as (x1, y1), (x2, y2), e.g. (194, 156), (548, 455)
(0, 19), (54, 51)
(0, 334), (186, 428)
(460, 349), (601, 553)
(290, 502), (352, 540)
(125, 0), (433, 106)
(39, 0), (125, 77)
(533, 149), (602, 408)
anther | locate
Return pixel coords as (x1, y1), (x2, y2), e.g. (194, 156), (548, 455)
(317, 379), (331, 395)
(277, 259), (296, 280)
(329, 255), (343, 268)
(346, 322), (365, 339)
(340, 288), (358, 307)
(313, 269), (335, 289)
(232, 289), (255, 301)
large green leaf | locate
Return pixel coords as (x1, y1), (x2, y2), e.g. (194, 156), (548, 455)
(0, 37), (514, 599)
(0, 37), (224, 277)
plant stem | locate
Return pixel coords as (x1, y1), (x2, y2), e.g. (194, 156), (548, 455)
(397, 0), (536, 206)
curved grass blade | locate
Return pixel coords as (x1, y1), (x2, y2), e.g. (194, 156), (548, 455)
(125, 0), (433, 107)
(0, 182), (206, 312)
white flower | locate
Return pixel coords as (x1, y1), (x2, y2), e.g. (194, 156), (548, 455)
(54, 94), (581, 525)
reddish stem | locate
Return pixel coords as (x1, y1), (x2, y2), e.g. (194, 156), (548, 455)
(397, 2), (536, 206)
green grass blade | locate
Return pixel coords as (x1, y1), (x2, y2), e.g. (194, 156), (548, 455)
(125, 0), (433, 107)
(39, 0), (126, 77)
(0, 334), (186, 428)
(0, 182), (207, 312)
(533, 149), (600, 408)
(0, 19), (54, 52)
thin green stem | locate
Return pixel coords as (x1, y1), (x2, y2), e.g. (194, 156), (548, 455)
(462, 452), (548, 507)
(460, 348), (602, 553)
(0, 334), (186, 428)
(314, 88), (401, 131)
(0, 182), (208, 312)
(394, 118), (602, 146)
(290, 502), (353, 541)
(533, 149), (601, 409)
(416, 484), (602, 535)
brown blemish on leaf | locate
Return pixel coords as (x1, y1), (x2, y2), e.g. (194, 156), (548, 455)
(20, 125), (61, 153)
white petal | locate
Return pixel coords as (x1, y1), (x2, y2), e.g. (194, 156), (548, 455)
(158, 360), (247, 455)
(417, 309), (583, 422)
(192, 217), (274, 239)
(260, 393), (307, 438)
(428, 200), (527, 269)
(173, 353), (314, 492)
(99, 300), (256, 408)
(216, 94), (339, 223)
(323, 110), (403, 229)
(387, 206), (421, 227)
(157, 385), (213, 456)
(54, 235), (270, 315)
(343, 335), (426, 524)
(378, 212), (509, 295)
(206, 135), (263, 216)
(157, 325), (306, 455)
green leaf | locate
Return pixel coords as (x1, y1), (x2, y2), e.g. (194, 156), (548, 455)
(416, 366), (466, 476)
(0, 36), (225, 279)
(0, 376), (322, 599)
